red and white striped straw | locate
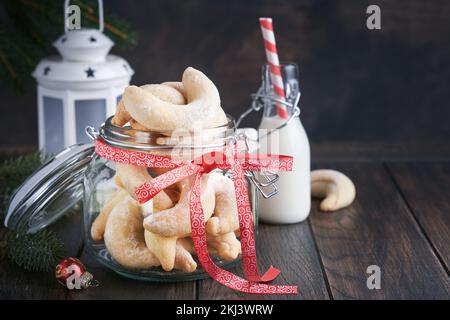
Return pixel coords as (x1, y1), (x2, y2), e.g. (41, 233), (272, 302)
(259, 17), (288, 119)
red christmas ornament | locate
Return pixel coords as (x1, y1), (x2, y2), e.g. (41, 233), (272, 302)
(55, 258), (95, 289)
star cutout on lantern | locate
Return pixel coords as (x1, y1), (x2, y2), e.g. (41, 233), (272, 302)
(43, 66), (51, 76)
(85, 67), (95, 78)
(89, 36), (97, 43)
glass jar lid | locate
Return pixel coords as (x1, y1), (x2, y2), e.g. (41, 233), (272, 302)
(4, 143), (94, 233)
(98, 116), (236, 152)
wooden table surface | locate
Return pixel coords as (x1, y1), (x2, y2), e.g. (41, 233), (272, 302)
(1, 142), (450, 300)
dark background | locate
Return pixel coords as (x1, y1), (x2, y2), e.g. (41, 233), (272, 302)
(1, 0), (449, 155)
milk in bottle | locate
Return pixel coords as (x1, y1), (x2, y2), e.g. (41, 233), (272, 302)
(257, 63), (311, 223)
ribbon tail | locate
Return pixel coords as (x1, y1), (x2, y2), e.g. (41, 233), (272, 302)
(227, 148), (285, 284)
(135, 163), (201, 204)
(190, 172), (297, 295)
(258, 266), (281, 282)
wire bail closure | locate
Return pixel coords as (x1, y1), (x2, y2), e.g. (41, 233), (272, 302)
(235, 90), (301, 139)
(85, 126), (100, 141)
(233, 74), (302, 198)
(231, 133), (279, 199)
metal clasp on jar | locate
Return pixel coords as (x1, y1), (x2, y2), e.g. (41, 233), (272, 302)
(232, 84), (302, 199)
(85, 126), (100, 140)
(229, 133), (279, 199)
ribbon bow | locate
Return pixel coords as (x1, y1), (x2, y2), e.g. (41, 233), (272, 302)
(95, 138), (297, 295)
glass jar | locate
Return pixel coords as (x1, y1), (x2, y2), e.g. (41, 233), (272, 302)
(4, 115), (276, 283)
(83, 116), (258, 281)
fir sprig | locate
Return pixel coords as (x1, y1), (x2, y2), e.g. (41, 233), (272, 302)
(5, 230), (66, 272)
(0, 0), (137, 91)
(0, 152), (44, 218)
(0, 152), (67, 272)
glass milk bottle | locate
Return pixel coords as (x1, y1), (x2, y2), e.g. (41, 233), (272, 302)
(257, 63), (311, 223)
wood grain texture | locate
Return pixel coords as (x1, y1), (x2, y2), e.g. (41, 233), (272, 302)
(198, 223), (330, 300)
(70, 248), (196, 300)
(386, 162), (450, 272)
(309, 162), (450, 299)
(0, 211), (84, 299)
(312, 141), (450, 162)
(2, 153), (450, 299)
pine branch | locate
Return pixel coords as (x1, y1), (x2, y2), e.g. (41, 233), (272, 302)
(0, 0), (137, 92)
(0, 153), (69, 272)
(75, 1), (137, 47)
(0, 152), (44, 219)
(0, 25), (42, 90)
(6, 230), (66, 272)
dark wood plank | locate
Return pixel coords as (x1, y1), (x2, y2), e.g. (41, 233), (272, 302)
(312, 141), (450, 162)
(198, 223), (330, 300)
(0, 211), (84, 299)
(69, 247), (196, 300)
(0, 202), (195, 299)
(309, 162), (450, 299)
(386, 162), (450, 272)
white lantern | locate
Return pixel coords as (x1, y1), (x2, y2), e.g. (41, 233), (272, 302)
(32, 0), (133, 154)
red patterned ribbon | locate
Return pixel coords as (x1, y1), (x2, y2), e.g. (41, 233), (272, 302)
(95, 139), (297, 295)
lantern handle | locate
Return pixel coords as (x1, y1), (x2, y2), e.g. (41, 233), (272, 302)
(64, 0), (104, 33)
